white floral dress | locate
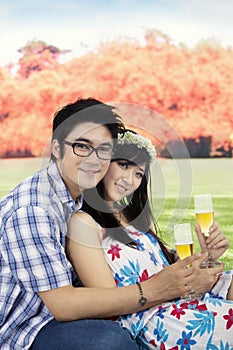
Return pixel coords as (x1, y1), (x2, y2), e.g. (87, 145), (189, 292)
(102, 226), (233, 350)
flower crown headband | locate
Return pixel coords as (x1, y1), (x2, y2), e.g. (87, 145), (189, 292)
(117, 131), (156, 164)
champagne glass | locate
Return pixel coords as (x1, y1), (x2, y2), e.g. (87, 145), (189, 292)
(173, 223), (198, 301)
(194, 194), (221, 268)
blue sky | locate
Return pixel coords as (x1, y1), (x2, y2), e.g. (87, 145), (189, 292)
(1, 0), (233, 66)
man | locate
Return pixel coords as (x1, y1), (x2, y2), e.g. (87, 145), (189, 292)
(0, 98), (223, 349)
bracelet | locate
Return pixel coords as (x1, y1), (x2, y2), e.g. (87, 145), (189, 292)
(136, 281), (147, 307)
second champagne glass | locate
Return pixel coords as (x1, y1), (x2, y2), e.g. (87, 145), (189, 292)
(194, 194), (221, 268)
(173, 223), (198, 301)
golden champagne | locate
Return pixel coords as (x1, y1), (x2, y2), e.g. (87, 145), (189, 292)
(175, 242), (194, 260)
(196, 211), (214, 238)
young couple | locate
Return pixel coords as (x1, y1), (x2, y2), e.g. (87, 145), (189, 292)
(0, 98), (232, 350)
(67, 129), (233, 349)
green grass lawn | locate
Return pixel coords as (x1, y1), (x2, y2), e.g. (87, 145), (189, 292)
(151, 158), (233, 270)
(0, 157), (232, 270)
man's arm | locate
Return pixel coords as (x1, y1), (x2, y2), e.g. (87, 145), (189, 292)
(39, 252), (223, 322)
(47, 212), (223, 322)
(38, 253), (202, 322)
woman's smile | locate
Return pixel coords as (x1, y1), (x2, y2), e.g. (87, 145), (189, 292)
(115, 183), (130, 195)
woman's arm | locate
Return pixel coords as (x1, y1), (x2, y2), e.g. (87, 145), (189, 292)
(66, 212), (116, 288)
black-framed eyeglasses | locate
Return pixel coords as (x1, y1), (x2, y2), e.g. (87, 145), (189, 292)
(64, 140), (114, 160)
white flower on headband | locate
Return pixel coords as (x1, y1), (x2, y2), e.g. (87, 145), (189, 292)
(117, 131), (156, 163)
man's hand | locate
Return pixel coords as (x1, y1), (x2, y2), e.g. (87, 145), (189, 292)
(191, 254), (225, 293)
(146, 254), (205, 302)
(195, 222), (229, 261)
(143, 253), (225, 306)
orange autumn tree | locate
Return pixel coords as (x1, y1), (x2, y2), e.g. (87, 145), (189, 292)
(0, 30), (233, 157)
(17, 39), (70, 79)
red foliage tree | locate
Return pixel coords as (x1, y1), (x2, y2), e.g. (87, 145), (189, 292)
(0, 31), (233, 157)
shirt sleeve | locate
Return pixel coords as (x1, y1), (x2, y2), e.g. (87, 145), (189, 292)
(2, 205), (72, 292)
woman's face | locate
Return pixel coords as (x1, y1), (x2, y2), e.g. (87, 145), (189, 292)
(102, 160), (146, 203)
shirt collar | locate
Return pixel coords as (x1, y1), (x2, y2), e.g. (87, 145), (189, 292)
(47, 162), (84, 213)
(47, 162), (76, 206)
(75, 196), (83, 211)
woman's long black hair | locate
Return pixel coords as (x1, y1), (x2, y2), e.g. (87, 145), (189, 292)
(82, 131), (175, 265)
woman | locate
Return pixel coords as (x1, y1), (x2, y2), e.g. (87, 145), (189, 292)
(67, 130), (233, 349)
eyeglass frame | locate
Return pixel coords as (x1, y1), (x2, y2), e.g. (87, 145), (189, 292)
(63, 140), (115, 160)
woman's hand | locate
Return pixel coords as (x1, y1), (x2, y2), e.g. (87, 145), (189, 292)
(195, 222), (229, 261)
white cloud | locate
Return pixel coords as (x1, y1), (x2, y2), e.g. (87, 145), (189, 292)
(1, 0), (233, 66)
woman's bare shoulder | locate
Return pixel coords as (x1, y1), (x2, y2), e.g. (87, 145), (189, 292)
(71, 211), (99, 229)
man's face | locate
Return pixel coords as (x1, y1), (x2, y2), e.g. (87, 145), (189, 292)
(53, 122), (113, 199)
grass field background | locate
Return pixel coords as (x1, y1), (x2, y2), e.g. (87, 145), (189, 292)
(0, 157), (232, 270)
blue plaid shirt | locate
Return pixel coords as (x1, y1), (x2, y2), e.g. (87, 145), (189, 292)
(0, 162), (81, 350)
